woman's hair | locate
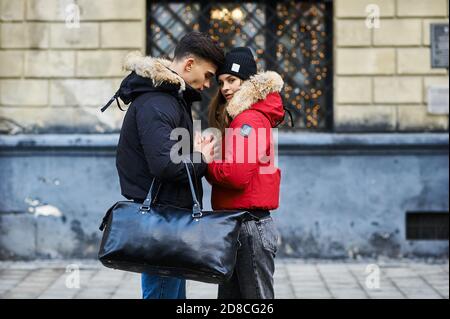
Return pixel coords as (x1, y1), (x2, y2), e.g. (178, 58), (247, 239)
(208, 89), (230, 136)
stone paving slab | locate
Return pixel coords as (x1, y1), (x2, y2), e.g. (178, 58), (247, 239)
(0, 259), (448, 299)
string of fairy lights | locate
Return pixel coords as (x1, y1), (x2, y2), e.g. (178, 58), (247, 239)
(150, 1), (330, 130)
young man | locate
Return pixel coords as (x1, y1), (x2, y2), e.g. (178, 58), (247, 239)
(110, 32), (224, 299)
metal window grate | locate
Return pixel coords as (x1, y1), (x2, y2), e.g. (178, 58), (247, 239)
(146, 0), (333, 131)
(406, 212), (449, 240)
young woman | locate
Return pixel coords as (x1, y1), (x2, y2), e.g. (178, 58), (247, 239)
(206, 47), (285, 299)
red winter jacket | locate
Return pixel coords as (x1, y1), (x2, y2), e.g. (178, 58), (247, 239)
(207, 71), (285, 211)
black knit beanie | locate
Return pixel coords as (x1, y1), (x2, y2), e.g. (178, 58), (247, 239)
(216, 47), (257, 81)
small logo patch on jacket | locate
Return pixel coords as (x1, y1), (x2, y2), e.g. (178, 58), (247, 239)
(240, 124), (252, 137)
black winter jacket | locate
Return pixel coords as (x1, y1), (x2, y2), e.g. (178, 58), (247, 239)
(108, 52), (207, 209)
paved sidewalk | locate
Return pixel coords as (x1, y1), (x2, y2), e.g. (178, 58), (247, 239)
(0, 259), (448, 299)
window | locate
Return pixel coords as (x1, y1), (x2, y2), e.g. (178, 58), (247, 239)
(147, 0), (333, 130)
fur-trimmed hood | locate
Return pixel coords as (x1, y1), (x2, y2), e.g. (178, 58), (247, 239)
(226, 71), (285, 126)
(123, 51), (186, 92)
(115, 51), (201, 105)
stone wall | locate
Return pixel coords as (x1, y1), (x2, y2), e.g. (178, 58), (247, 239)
(334, 0), (449, 132)
(0, 1), (448, 260)
(0, 133), (448, 260)
(0, 0), (145, 134)
(0, 0), (448, 133)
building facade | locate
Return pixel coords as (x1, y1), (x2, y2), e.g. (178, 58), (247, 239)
(0, 0), (448, 259)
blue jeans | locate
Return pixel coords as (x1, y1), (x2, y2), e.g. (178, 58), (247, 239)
(141, 273), (186, 299)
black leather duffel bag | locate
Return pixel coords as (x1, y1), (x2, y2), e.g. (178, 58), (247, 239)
(98, 159), (249, 284)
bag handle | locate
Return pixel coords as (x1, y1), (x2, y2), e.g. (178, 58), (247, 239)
(183, 158), (202, 218)
(139, 158), (202, 218)
(139, 178), (158, 211)
(100, 178), (160, 231)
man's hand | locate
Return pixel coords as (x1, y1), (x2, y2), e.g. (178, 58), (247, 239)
(194, 133), (218, 163)
(194, 132), (203, 154)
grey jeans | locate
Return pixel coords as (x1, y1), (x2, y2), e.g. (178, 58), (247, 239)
(218, 215), (279, 299)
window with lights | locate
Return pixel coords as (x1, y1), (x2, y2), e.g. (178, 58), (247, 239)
(147, 0), (333, 131)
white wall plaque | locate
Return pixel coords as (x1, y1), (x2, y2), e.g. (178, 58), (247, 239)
(427, 86), (449, 115)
